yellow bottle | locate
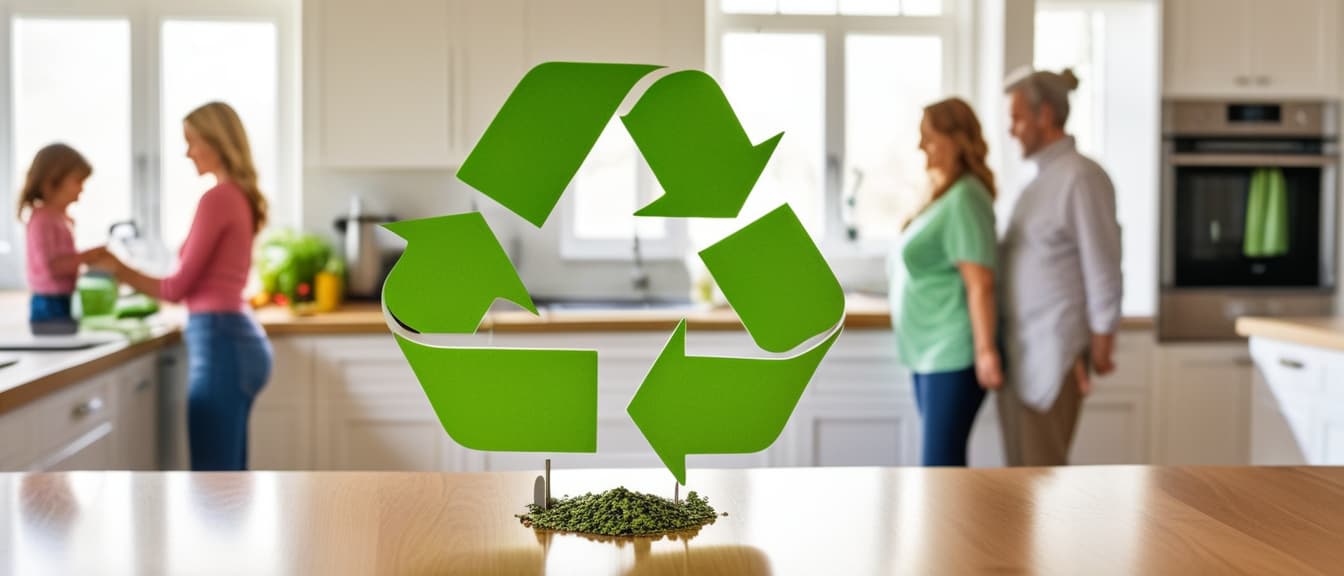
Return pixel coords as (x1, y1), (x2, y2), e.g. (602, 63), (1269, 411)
(314, 271), (343, 313)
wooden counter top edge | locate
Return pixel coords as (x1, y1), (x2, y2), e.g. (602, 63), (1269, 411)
(0, 330), (181, 416)
(1235, 316), (1344, 352)
(259, 306), (1156, 334)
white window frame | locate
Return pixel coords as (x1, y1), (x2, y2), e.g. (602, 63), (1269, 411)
(558, 159), (690, 261)
(708, 1), (973, 261)
(0, 0), (299, 287)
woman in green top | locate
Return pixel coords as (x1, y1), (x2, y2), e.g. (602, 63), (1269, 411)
(888, 97), (1001, 466)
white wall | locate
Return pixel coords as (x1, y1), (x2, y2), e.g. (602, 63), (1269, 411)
(303, 168), (693, 300)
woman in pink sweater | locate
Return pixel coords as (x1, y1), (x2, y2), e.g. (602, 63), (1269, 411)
(94, 102), (272, 471)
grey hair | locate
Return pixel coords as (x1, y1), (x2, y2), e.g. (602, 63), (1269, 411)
(1004, 67), (1080, 128)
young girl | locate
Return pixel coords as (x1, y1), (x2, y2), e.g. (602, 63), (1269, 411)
(18, 143), (103, 324)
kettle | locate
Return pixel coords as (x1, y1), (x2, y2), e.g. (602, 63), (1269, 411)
(334, 196), (396, 300)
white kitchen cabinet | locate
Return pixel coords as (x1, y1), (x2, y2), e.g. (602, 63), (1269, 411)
(314, 0), (458, 167)
(474, 330), (792, 472)
(458, 0), (527, 154)
(1247, 337), (1344, 465)
(27, 374), (118, 471)
(310, 334), (475, 471)
(1165, 0), (1339, 97)
(114, 354), (160, 471)
(524, 0), (705, 69)
(1251, 368), (1310, 465)
(42, 423), (116, 472)
(0, 407), (29, 470)
(257, 327), (1180, 472)
(307, 0), (705, 169)
(791, 330), (920, 467)
(1152, 344), (1251, 465)
(249, 338), (315, 470)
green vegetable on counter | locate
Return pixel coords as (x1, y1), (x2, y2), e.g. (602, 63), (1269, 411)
(256, 228), (333, 305)
(114, 293), (160, 319)
(517, 487), (720, 537)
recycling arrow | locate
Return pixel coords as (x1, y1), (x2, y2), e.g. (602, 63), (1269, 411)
(627, 321), (841, 485)
(393, 334), (597, 452)
(383, 61), (847, 479)
(622, 70), (782, 218)
(698, 204), (844, 353)
(456, 62), (660, 228)
(382, 212), (597, 451)
(383, 213), (535, 333)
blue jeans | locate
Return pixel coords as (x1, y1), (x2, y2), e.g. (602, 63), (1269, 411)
(186, 312), (272, 471)
(912, 367), (985, 467)
(30, 294), (72, 323)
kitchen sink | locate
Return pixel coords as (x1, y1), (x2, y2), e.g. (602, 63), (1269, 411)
(533, 297), (697, 312)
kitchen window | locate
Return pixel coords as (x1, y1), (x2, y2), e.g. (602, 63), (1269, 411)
(1034, 0), (1159, 316)
(704, 0), (963, 252)
(562, 0), (965, 261)
(0, 0), (297, 286)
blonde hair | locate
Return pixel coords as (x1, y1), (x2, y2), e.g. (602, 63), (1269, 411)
(185, 101), (268, 234)
(17, 143), (92, 220)
(1004, 67), (1081, 128)
(923, 97), (997, 201)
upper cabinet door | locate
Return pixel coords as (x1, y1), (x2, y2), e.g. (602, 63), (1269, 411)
(456, 0), (526, 156)
(1247, 0), (1339, 96)
(1164, 0), (1340, 97)
(1165, 0), (1252, 96)
(318, 0), (456, 168)
(525, 0), (704, 68)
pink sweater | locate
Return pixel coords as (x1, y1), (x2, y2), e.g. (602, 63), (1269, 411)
(25, 206), (77, 294)
(161, 182), (254, 312)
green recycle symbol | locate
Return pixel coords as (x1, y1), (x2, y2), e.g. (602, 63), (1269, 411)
(382, 62), (845, 484)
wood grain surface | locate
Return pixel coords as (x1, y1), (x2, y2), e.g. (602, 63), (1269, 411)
(1236, 316), (1344, 352)
(1, 466), (1341, 575)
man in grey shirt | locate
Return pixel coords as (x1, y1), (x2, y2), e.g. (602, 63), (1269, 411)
(998, 68), (1123, 466)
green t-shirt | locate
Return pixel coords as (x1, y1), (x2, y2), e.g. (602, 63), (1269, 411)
(887, 175), (996, 374)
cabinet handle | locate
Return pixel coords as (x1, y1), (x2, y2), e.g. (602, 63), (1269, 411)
(1235, 76), (1251, 86)
(1278, 358), (1306, 370)
(134, 379), (152, 393)
(72, 397), (105, 418)
(1255, 75), (1271, 86)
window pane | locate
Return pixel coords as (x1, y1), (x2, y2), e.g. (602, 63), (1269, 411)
(900, 0), (944, 16)
(721, 0), (778, 13)
(13, 18), (132, 251)
(572, 119), (664, 240)
(1035, 1), (1159, 316)
(845, 35), (944, 241)
(839, 0), (902, 15)
(161, 20), (278, 249)
(778, 0), (838, 14)
(701, 32), (825, 248)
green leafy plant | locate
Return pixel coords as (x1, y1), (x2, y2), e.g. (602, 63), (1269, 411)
(256, 229), (332, 305)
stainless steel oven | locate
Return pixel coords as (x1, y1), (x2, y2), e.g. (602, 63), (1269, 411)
(1160, 100), (1338, 341)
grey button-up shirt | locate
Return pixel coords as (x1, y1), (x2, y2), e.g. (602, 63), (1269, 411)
(1001, 136), (1123, 411)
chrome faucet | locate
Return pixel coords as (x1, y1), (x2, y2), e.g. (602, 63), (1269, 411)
(631, 233), (651, 301)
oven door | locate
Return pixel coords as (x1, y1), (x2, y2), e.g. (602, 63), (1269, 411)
(1167, 153), (1333, 288)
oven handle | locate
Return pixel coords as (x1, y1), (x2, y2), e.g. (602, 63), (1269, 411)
(1168, 153), (1339, 168)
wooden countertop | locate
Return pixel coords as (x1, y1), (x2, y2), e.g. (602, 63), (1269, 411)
(0, 327), (179, 416)
(255, 295), (896, 334)
(1236, 316), (1344, 352)
(0, 289), (1153, 416)
(2, 466), (1341, 575)
(257, 297), (1157, 335)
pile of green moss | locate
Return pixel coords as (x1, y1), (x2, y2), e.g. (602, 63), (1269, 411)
(518, 487), (720, 537)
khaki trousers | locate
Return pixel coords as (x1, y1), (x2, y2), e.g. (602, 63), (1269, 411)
(997, 358), (1085, 466)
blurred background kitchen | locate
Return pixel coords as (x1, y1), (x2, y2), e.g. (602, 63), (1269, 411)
(0, 0), (1340, 473)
